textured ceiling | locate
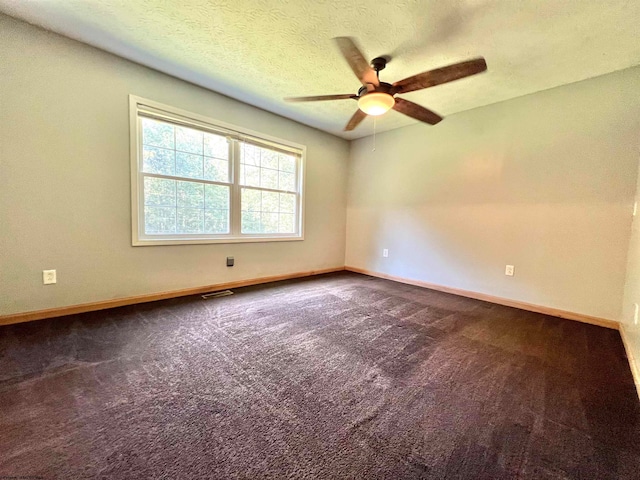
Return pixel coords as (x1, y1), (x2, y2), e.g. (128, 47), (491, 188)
(2, 0), (640, 139)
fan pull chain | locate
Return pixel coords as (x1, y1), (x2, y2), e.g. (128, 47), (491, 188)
(372, 117), (377, 151)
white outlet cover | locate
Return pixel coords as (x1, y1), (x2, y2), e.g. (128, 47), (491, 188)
(383, 249), (389, 258)
(505, 265), (515, 276)
(43, 269), (56, 285)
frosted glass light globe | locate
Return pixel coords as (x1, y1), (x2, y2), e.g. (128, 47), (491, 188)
(357, 93), (395, 116)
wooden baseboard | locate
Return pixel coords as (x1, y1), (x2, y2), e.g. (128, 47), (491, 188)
(345, 266), (620, 330)
(619, 324), (640, 401)
(1, 265), (621, 333)
(0, 267), (345, 326)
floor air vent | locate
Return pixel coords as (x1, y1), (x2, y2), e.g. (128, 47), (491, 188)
(201, 290), (234, 299)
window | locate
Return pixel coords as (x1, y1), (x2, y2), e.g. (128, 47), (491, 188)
(130, 96), (305, 245)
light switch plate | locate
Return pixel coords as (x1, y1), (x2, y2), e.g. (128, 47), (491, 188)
(505, 265), (515, 276)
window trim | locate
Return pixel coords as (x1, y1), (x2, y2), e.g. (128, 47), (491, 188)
(129, 95), (306, 246)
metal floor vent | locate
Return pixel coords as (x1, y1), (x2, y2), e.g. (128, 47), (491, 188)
(201, 290), (234, 299)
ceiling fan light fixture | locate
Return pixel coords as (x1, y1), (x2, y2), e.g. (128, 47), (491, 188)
(357, 92), (395, 116)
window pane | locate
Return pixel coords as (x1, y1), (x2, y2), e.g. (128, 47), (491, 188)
(205, 209), (229, 234)
(177, 208), (204, 233)
(279, 171), (295, 191)
(240, 143), (298, 192)
(143, 146), (175, 175)
(204, 157), (229, 183)
(205, 184), (230, 211)
(261, 168), (278, 190)
(279, 193), (296, 213)
(176, 152), (204, 179)
(240, 188), (298, 235)
(144, 177), (176, 207)
(241, 143), (260, 166)
(241, 188), (261, 212)
(142, 118), (174, 149)
(177, 181), (204, 208)
(175, 125), (203, 155)
(279, 213), (295, 233)
(279, 154), (296, 173)
(261, 213), (279, 233)
(204, 133), (229, 159)
(261, 191), (279, 213)
(145, 206), (176, 234)
(241, 211), (261, 233)
(261, 149), (279, 170)
(241, 164), (260, 187)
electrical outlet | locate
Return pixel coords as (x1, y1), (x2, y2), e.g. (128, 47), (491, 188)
(382, 249), (389, 258)
(505, 265), (515, 276)
(226, 256), (234, 267)
(634, 303), (639, 325)
(43, 269), (56, 285)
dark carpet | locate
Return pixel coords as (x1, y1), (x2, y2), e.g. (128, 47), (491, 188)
(1, 272), (639, 479)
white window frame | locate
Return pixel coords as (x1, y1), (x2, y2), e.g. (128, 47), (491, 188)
(129, 95), (306, 246)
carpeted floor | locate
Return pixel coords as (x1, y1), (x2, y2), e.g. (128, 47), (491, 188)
(1, 272), (639, 479)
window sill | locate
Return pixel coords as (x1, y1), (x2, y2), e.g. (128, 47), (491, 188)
(132, 235), (304, 246)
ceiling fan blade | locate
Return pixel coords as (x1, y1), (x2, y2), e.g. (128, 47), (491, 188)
(344, 109), (367, 131)
(285, 94), (357, 102)
(334, 37), (379, 87)
(393, 57), (487, 94)
(393, 97), (443, 125)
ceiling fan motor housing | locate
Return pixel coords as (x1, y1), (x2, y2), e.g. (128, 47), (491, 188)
(357, 82), (393, 98)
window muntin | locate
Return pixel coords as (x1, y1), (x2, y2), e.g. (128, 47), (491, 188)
(131, 97), (304, 245)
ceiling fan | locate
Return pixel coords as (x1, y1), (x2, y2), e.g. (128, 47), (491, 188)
(285, 37), (487, 131)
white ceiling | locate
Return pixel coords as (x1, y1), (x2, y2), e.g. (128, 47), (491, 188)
(2, 0), (639, 139)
